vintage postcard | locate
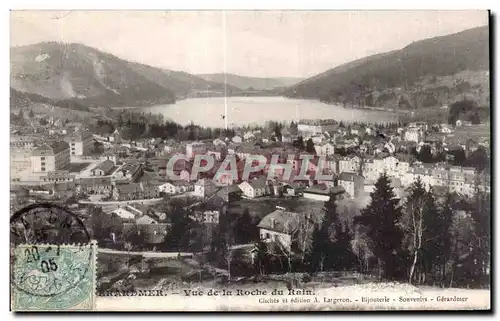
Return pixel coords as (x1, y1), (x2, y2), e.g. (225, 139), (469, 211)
(10, 10), (491, 312)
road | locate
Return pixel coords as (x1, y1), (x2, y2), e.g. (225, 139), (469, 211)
(97, 248), (193, 258)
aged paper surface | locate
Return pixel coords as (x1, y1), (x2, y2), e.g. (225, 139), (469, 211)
(10, 10), (491, 311)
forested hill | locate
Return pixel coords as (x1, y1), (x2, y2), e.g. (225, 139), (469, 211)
(198, 73), (302, 91)
(285, 26), (490, 110)
(10, 42), (240, 108)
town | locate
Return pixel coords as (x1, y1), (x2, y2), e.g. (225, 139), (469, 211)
(10, 100), (490, 293)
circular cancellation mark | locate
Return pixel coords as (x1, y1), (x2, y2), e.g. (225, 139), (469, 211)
(10, 203), (92, 298)
(10, 203), (91, 245)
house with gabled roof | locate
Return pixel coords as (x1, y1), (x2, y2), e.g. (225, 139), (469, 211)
(91, 160), (115, 176)
(238, 177), (269, 198)
(257, 208), (322, 253)
(338, 172), (365, 199)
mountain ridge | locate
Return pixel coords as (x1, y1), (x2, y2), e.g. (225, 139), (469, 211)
(197, 73), (302, 91)
(286, 26), (490, 109)
(10, 42), (241, 108)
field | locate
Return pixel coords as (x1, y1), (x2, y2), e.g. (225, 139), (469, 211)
(228, 196), (326, 220)
(228, 195), (363, 225)
(452, 124), (490, 141)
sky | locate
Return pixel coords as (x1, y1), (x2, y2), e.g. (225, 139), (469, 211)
(10, 10), (489, 78)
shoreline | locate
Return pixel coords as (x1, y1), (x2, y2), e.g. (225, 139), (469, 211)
(113, 96), (404, 114)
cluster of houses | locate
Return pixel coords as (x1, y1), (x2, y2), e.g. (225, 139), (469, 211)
(9, 117), (491, 252)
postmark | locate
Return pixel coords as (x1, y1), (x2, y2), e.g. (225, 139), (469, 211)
(10, 203), (91, 245)
(12, 243), (96, 311)
(10, 204), (95, 311)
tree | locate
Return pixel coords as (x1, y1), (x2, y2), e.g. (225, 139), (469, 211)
(467, 147), (489, 172)
(447, 148), (466, 166)
(448, 99), (478, 125)
(289, 121), (298, 136)
(306, 138), (315, 154)
(123, 224), (148, 250)
(422, 192), (453, 286)
(354, 173), (404, 280)
(310, 195), (354, 272)
(351, 226), (374, 274)
(18, 109), (24, 119)
(293, 136), (305, 150)
(403, 178), (427, 284)
(163, 205), (193, 252)
(417, 145), (434, 163)
(469, 191), (491, 287)
(234, 208), (258, 244)
(252, 240), (269, 275)
(90, 206), (124, 244)
(274, 123), (283, 142)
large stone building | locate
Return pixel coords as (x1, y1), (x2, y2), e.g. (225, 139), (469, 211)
(31, 141), (70, 173)
(66, 131), (93, 156)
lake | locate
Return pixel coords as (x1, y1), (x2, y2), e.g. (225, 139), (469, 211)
(133, 96), (399, 128)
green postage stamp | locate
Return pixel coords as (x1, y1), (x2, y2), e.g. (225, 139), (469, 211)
(11, 243), (96, 311)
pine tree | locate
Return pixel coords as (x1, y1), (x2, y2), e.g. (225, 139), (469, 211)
(163, 205), (193, 252)
(306, 138), (315, 154)
(469, 191), (491, 286)
(310, 194), (354, 272)
(421, 190), (451, 285)
(234, 208), (257, 244)
(355, 173), (404, 280)
(310, 218), (329, 272)
(294, 136), (305, 150)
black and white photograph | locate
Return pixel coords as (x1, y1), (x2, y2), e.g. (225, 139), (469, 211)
(9, 10), (491, 311)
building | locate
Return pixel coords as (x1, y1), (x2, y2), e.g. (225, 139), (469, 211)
(113, 163), (143, 182)
(257, 208), (321, 253)
(107, 129), (122, 143)
(207, 146), (227, 161)
(404, 128), (421, 143)
(338, 155), (361, 174)
(76, 177), (113, 195)
(41, 170), (75, 183)
(186, 142), (207, 159)
(158, 181), (193, 195)
(213, 138), (227, 147)
(66, 130), (93, 156)
(31, 141), (70, 173)
(314, 142), (335, 156)
(338, 172), (365, 199)
(193, 178), (218, 198)
(232, 136), (243, 144)
(297, 121), (337, 137)
(90, 160), (115, 176)
(243, 131), (255, 141)
(113, 182), (160, 201)
(191, 195), (226, 224)
(303, 185), (345, 201)
(121, 206), (170, 245)
(281, 182), (306, 197)
(258, 208), (300, 252)
(238, 177), (269, 198)
(402, 164), (434, 189)
(11, 146), (34, 174)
